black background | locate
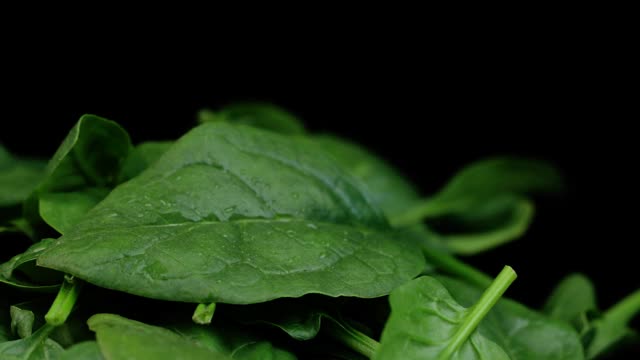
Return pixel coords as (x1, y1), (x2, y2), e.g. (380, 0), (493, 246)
(1, 34), (638, 345)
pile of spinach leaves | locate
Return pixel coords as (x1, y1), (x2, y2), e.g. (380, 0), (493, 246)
(0, 104), (637, 359)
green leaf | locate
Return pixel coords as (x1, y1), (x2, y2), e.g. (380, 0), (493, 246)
(1, 298), (11, 342)
(0, 145), (46, 211)
(544, 273), (596, 327)
(586, 289), (640, 359)
(544, 274), (640, 358)
(435, 275), (585, 360)
(428, 157), (562, 210)
(199, 102), (305, 135)
(25, 115), (132, 234)
(376, 267), (517, 360)
(391, 157), (562, 254)
(117, 141), (173, 183)
(434, 195), (534, 255)
(314, 135), (421, 219)
(0, 239), (61, 291)
(230, 299), (379, 358)
(0, 323), (64, 360)
(88, 314), (229, 360)
(1, 219), (38, 241)
(10, 306), (35, 339)
(174, 323), (296, 359)
(37, 123), (425, 304)
(59, 341), (105, 360)
(38, 188), (111, 235)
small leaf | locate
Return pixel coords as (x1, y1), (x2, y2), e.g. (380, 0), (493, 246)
(544, 273), (597, 326)
(24, 114), (132, 234)
(391, 157), (562, 254)
(10, 306), (35, 339)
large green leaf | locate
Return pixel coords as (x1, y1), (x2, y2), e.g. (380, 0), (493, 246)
(435, 276), (585, 360)
(88, 314), (228, 360)
(37, 123), (425, 304)
(0, 323), (64, 360)
(24, 115), (132, 234)
(199, 102), (305, 135)
(0, 145), (46, 212)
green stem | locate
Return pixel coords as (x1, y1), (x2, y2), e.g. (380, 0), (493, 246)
(45, 276), (82, 326)
(389, 199), (441, 227)
(421, 246), (492, 288)
(603, 288), (640, 326)
(325, 319), (380, 358)
(192, 302), (216, 325)
(439, 265), (517, 360)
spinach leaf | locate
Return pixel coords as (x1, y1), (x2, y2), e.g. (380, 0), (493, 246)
(59, 341), (104, 360)
(0, 145), (46, 209)
(117, 141), (173, 183)
(0, 323), (64, 360)
(586, 289), (640, 359)
(0, 239), (60, 291)
(37, 123), (425, 304)
(431, 195), (534, 255)
(174, 323), (296, 359)
(10, 305), (35, 339)
(1, 298), (11, 342)
(391, 157), (562, 255)
(0, 219), (37, 241)
(435, 275), (585, 360)
(38, 188), (111, 235)
(544, 274), (640, 358)
(376, 267), (516, 360)
(229, 299), (380, 358)
(88, 314), (229, 360)
(24, 115), (132, 234)
(239, 302), (326, 341)
(314, 135), (421, 219)
(312, 138), (552, 256)
(199, 102), (305, 135)
(544, 273), (596, 328)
